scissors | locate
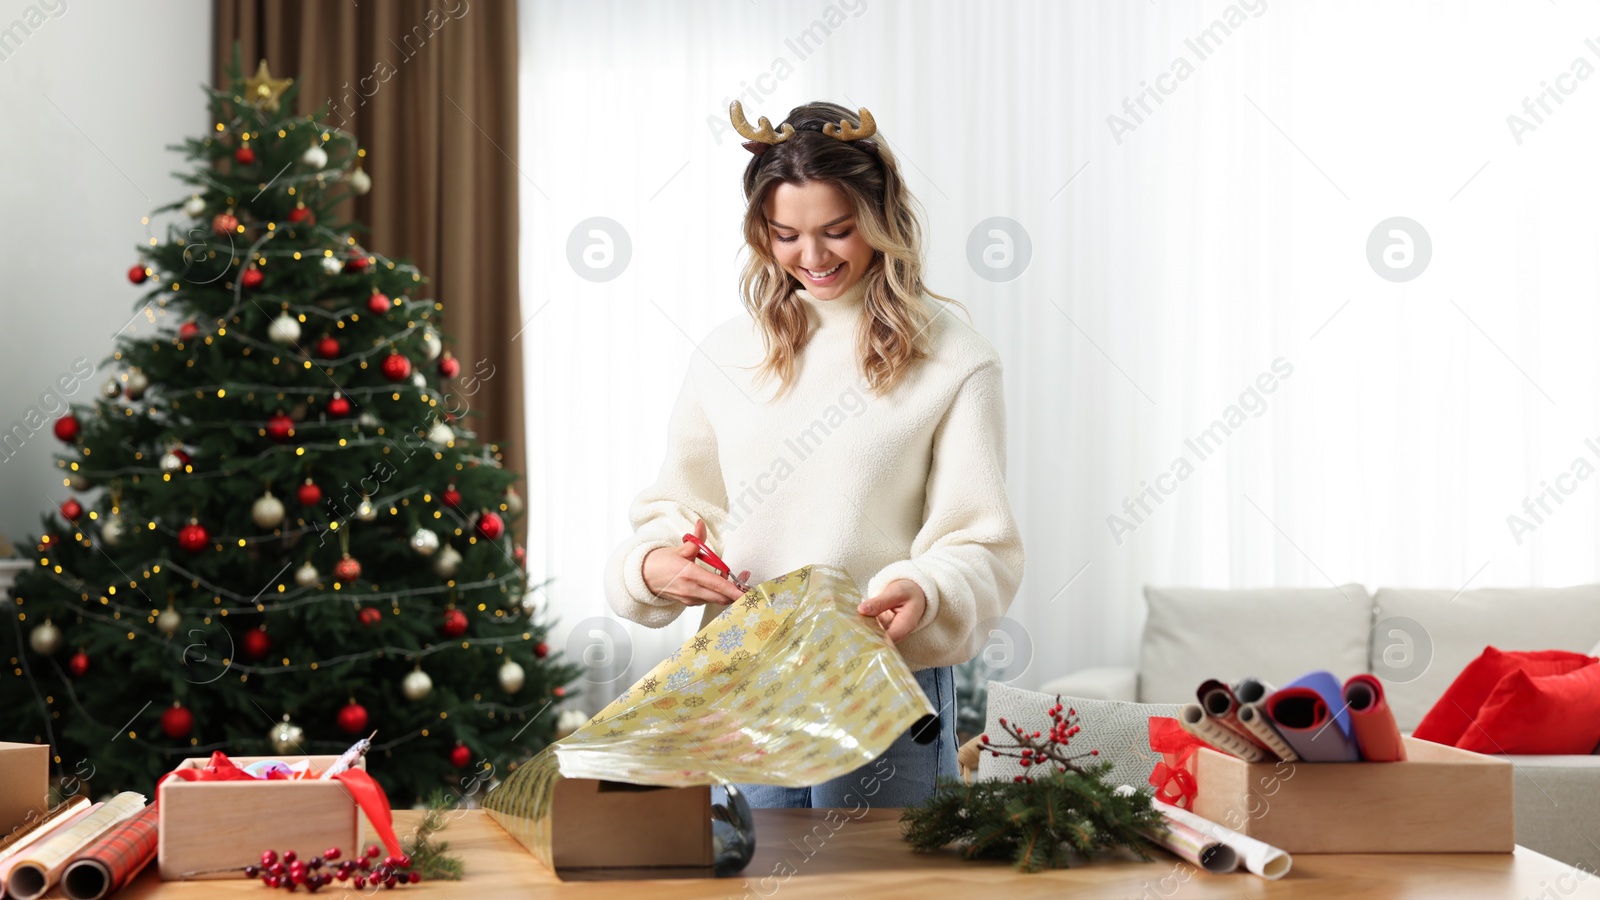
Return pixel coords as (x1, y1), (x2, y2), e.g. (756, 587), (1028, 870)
(681, 532), (752, 593)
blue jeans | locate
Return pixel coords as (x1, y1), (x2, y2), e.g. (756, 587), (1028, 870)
(728, 665), (958, 809)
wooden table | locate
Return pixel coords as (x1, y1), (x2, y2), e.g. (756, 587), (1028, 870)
(116, 808), (1600, 899)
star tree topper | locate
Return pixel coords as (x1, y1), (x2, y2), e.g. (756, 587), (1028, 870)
(244, 59), (293, 112)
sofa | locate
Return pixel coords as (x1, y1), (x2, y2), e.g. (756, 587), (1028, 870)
(1035, 583), (1600, 870)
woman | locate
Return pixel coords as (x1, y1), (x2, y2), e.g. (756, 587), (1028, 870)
(602, 100), (1024, 808)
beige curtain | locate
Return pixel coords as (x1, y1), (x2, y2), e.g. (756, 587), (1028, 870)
(214, 0), (527, 500)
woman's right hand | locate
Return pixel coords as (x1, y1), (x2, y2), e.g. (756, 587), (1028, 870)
(641, 518), (749, 608)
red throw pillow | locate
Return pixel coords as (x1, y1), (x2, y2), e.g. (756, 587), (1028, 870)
(1412, 647), (1596, 745)
(1455, 665), (1600, 755)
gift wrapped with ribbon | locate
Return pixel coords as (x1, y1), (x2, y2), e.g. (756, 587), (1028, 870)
(1148, 716), (1218, 809)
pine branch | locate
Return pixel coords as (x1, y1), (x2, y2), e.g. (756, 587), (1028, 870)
(404, 790), (466, 881)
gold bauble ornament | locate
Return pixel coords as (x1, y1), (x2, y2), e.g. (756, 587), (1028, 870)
(269, 715), (304, 754)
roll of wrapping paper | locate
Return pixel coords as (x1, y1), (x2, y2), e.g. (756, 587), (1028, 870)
(1196, 680), (1275, 754)
(59, 806), (159, 900)
(0, 797), (91, 859)
(1177, 704), (1270, 763)
(1230, 677), (1275, 706)
(484, 564), (935, 871)
(1343, 674), (1407, 762)
(1139, 818), (1239, 874)
(1236, 701), (1300, 763)
(0, 801), (100, 892)
(1262, 686), (1361, 762)
(5, 792), (144, 900)
(1153, 798), (1292, 880)
(1285, 670), (1353, 738)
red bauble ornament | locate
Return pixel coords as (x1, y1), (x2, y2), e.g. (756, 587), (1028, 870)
(68, 649), (90, 677)
(333, 554), (362, 582)
(336, 701), (369, 736)
(297, 480), (322, 507)
(366, 292), (390, 315)
(161, 703), (194, 739)
(553, 686), (567, 698)
(60, 499), (83, 521)
(347, 252), (370, 271)
(127, 264), (148, 285)
(178, 321), (200, 342)
(288, 205), (312, 224)
(476, 511), (504, 540)
(448, 744), (472, 768)
(53, 414), (80, 442)
(234, 145), (256, 165)
(177, 521), (209, 553)
(242, 627), (272, 660)
(441, 609), (468, 638)
(315, 336), (341, 358)
(380, 353), (411, 382)
(212, 212), (239, 236)
(441, 486), (462, 509)
(514, 544), (527, 568)
(241, 267), (265, 289)
(534, 641), (548, 659)
(266, 412), (295, 442)
(327, 394), (351, 417)
(357, 606), (382, 627)
(437, 355), (460, 379)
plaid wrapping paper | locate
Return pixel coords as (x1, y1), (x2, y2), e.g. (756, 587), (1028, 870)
(68, 805), (158, 898)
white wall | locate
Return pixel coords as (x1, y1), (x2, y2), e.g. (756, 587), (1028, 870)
(0, 0), (213, 546)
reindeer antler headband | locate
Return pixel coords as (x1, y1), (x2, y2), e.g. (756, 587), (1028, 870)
(729, 100), (879, 157)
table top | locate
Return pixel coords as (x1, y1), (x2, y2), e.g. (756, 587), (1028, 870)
(116, 807), (1600, 899)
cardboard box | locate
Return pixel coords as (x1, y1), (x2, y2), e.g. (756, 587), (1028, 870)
(157, 756), (367, 880)
(550, 779), (711, 873)
(1190, 735), (1514, 853)
(0, 742), (49, 837)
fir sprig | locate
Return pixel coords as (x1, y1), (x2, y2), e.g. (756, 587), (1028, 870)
(404, 791), (466, 881)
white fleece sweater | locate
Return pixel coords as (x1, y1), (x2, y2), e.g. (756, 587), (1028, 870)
(602, 277), (1024, 671)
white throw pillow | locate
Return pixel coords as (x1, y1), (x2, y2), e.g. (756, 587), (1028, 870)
(976, 681), (1181, 792)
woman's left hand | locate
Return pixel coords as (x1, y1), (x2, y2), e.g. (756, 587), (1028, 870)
(858, 580), (926, 644)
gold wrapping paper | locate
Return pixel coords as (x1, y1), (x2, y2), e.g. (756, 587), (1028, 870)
(485, 564), (933, 866)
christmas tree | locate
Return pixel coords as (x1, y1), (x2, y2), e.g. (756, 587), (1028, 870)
(1, 53), (581, 805)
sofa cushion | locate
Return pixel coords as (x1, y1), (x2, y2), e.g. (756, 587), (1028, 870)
(1412, 647), (1596, 745)
(1137, 584), (1373, 705)
(1373, 586), (1600, 733)
(977, 682), (1181, 792)
(1456, 664), (1600, 755)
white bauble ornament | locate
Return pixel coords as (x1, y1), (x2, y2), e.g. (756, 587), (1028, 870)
(252, 491), (286, 528)
(555, 709), (589, 740)
(124, 368), (149, 400)
(428, 421), (454, 445)
(183, 194), (207, 217)
(101, 376), (122, 399)
(301, 144), (328, 168)
(421, 330), (442, 361)
(321, 255), (343, 275)
(270, 716), (305, 754)
(268, 312), (302, 345)
(157, 607), (182, 636)
(432, 544), (462, 578)
(29, 619), (63, 655)
(67, 473), (89, 491)
(294, 560), (320, 587)
(101, 516), (126, 547)
(357, 411), (380, 430)
(411, 372), (427, 389)
(503, 488), (524, 518)
(355, 495), (377, 521)
(409, 528), (440, 556)
(348, 167), (372, 194)
(160, 450), (185, 473)
(498, 660), (525, 694)
(402, 668), (433, 701)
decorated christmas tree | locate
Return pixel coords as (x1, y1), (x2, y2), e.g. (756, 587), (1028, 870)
(1, 53), (580, 805)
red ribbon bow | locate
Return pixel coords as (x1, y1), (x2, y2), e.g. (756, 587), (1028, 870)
(1147, 717), (1215, 809)
(157, 752), (402, 858)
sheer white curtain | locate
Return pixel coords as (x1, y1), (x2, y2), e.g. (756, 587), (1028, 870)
(517, 0), (1600, 710)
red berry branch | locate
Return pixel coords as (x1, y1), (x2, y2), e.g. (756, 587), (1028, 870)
(245, 844), (420, 891)
(979, 696), (1100, 784)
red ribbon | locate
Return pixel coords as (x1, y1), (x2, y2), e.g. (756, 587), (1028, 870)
(155, 752), (402, 858)
(1147, 716), (1215, 809)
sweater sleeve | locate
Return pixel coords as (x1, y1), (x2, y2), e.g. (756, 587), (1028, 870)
(602, 362), (730, 629)
(865, 360), (1025, 669)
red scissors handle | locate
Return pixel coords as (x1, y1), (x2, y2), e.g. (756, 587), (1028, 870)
(681, 533), (750, 591)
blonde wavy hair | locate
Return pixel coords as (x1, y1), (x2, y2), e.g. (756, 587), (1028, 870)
(736, 101), (965, 399)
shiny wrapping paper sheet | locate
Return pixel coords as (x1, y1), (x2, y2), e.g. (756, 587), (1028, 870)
(485, 564), (933, 865)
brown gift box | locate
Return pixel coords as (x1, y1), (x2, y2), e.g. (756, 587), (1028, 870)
(1189, 735), (1514, 854)
(0, 742), (49, 837)
(157, 755), (367, 880)
(550, 780), (711, 872)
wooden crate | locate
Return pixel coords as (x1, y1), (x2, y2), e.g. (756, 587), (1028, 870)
(157, 755), (366, 880)
(1190, 735), (1513, 853)
(550, 779), (711, 871)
